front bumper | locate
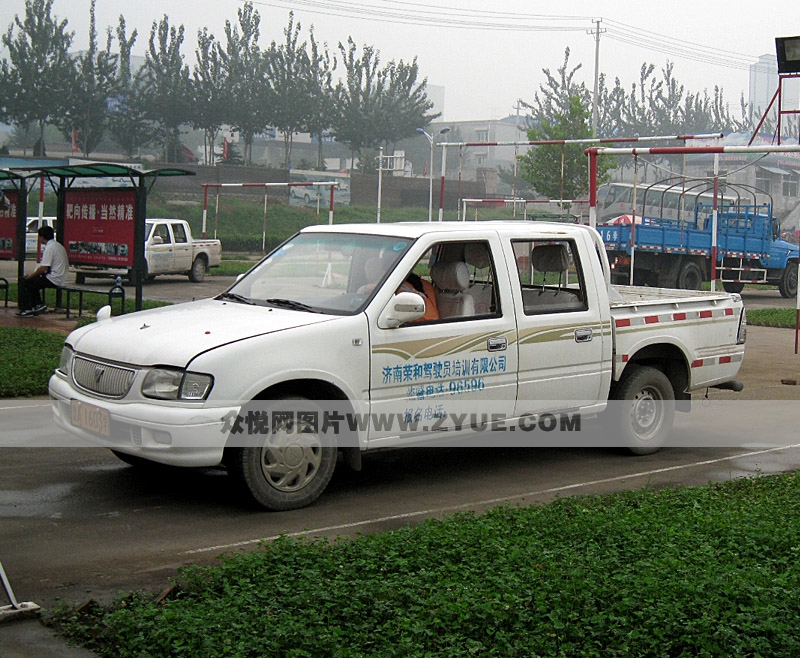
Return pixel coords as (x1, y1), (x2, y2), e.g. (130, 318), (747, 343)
(49, 373), (238, 467)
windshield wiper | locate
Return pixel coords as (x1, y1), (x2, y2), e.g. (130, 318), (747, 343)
(218, 292), (256, 305)
(265, 298), (318, 313)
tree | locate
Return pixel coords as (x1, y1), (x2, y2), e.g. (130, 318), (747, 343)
(221, 1), (268, 165)
(266, 13), (314, 169)
(331, 38), (437, 171)
(55, 0), (118, 157)
(138, 16), (192, 163)
(1, 0), (75, 155)
(191, 28), (228, 164)
(331, 38), (384, 167)
(519, 49), (613, 200)
(379, 57), (438, 146)
(304, 27), (336, 170)
(107, 17), (156, 158)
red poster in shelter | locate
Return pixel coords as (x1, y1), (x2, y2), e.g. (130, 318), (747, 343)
(63, 188), (136, 267)
(0, 189), (19, 259)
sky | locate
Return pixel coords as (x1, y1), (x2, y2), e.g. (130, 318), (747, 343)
(1, 0), (796, 123)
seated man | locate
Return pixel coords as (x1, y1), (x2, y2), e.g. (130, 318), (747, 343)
(17, 225), (68, 317)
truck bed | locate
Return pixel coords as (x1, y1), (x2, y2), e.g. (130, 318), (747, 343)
(609, 284), (734, 309)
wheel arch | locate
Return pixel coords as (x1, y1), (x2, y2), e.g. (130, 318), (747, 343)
(616, 341), (690, 398)
(222, 377), (363, 471)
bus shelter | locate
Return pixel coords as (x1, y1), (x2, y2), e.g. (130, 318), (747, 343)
(0, 163), (194, 311)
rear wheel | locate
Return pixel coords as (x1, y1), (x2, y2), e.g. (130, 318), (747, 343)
(778, 261), (797, 299)
(609, 365), (675, 455)
(228, 396), (337, 511)
(677, 261), (703, 290)
(189, 256), (207, 283)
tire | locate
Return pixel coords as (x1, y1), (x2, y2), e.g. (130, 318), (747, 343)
(228, 396), (337, 511)
(676, 261), (703, 290)
(778, 261), (797, 299)
(609, 365), (675, 455)
(189, 256), (207, 283)
(722, 281), (745, 294)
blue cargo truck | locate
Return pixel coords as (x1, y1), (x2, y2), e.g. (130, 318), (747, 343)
(598, 200), (798, 297)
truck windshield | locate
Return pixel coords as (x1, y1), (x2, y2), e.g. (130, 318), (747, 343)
(223, 231), (413, 314)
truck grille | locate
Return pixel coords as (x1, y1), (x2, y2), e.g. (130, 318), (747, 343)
(73, 356), (136, 398)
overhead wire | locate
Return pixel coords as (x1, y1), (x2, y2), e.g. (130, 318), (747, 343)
(250, 1), (768, 74)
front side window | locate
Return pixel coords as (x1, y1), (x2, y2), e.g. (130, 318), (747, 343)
(398, 240), (500, 323)
(223, 232), (412, 315)
(152, 224), (171, 243)
(512, 239), (588, 315)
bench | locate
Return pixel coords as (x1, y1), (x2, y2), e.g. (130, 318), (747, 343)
(0, 277), (8, 308)
(44, 283), (126, 319)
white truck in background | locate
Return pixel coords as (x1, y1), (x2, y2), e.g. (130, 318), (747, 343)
(26, 216), (56, 255)
(50, 221), (746, 511)
(72, 218), (221, 284)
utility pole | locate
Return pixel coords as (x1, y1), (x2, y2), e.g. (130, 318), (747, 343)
(588, 18), (606, 137)
(513, 99), (523, 217)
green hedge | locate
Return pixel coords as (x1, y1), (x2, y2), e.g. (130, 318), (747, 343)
(54, 473), (800, 657)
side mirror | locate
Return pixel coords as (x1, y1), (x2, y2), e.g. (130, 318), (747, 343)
(378, 291), (426, 329)
(151, 235), (163, 245)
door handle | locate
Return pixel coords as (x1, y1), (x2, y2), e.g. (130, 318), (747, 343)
(487, 336), (507, 352)
(574, 328), (593, 343)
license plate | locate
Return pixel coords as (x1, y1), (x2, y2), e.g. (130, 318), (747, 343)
(71, 400), (111, 437)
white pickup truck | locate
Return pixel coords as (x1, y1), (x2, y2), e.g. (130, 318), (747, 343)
(50, 222), (746, 510)
(72, 218), (222, 284)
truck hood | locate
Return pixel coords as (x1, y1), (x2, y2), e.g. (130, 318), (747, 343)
(67, 298), (339, 367)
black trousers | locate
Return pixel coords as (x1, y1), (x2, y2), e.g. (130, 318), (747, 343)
(18, 274), (56, 311)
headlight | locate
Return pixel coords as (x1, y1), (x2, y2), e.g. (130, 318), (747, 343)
(58, 345), (74, 378)
(142, 368), (214, 400)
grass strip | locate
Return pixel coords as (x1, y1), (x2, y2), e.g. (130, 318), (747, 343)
(0, 326), (66, 396)
(747, 307), (796, 328)
(53, 473), (800, 657)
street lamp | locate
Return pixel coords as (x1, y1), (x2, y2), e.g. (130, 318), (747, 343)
(417, 127), (450, 221)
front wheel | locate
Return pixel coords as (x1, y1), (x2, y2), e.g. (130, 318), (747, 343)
(189, 256), (207, 283)
(609, 365), (675, 455)
(228, 396), (337, 510)
(778, 261), (797, 299)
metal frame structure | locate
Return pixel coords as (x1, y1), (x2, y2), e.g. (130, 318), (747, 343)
(433, 133), (725, 222)
(201, 181), (340, 254)
(585, 143), (800, 350)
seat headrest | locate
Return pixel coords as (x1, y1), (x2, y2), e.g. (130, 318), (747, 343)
(431, 261), (470, 292)
(531, 244), (569, 273)
(364, 256), (386, 282)
(464, 243), (490, 269)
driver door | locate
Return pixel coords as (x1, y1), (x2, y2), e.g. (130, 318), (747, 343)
(367, 235), (518, 448)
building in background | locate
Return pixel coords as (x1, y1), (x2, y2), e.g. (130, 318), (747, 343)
(749, 52), (800, 125)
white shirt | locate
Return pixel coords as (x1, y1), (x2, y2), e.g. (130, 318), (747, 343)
(40, 239), (69, 287)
